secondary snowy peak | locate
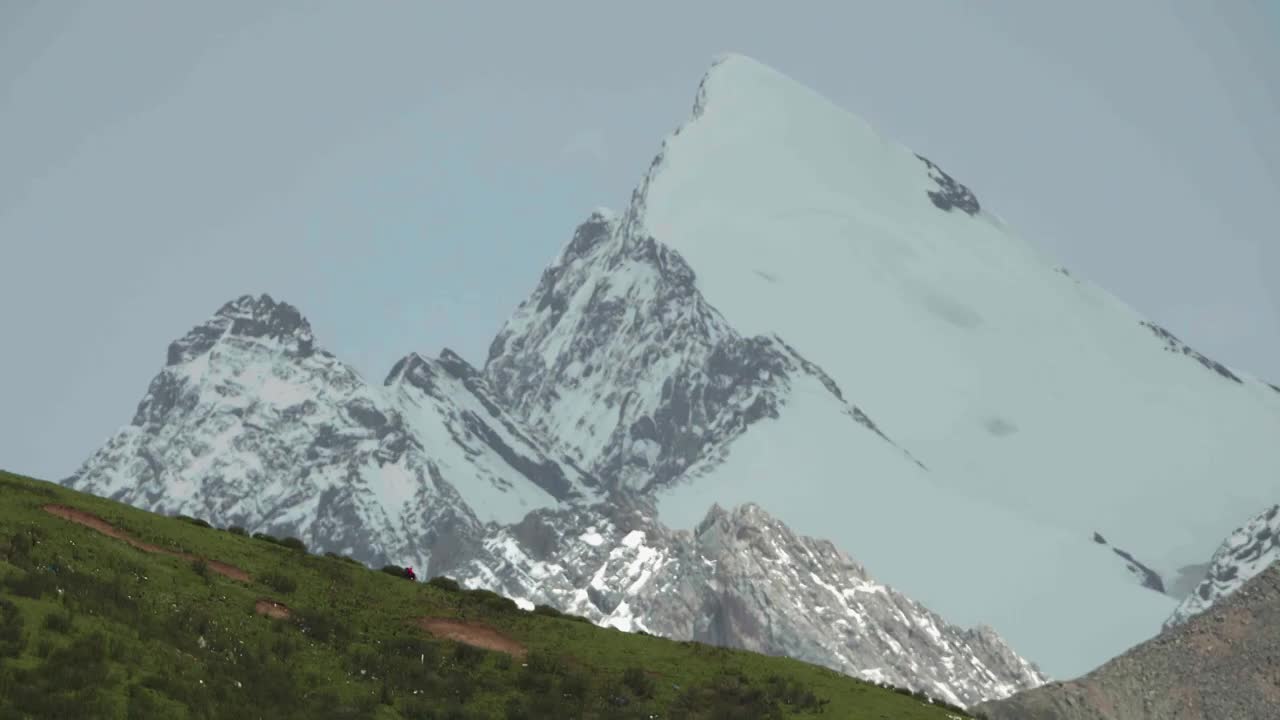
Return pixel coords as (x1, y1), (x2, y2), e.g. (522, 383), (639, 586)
(485, 209), (913, 493)
(65, 297), (589, 575)
(457, 498), (1045, 707)
(1165, 504), (1280, 629)
(165, 293), (316, 367)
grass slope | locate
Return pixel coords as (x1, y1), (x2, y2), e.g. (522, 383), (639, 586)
(0, 470), (974, 719)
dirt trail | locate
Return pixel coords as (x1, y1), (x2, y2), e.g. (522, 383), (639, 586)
(415, 617), (528, 658)
(254, 598), (291, 620)
(42, 504), (251, 582)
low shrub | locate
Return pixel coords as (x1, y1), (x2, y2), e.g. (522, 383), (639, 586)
(531, 604), (561, 618)
(259, 570), (298, 594)
(42, 609), (74, 634)
(278, 537), (307, 553)
(426, 576), (460, 592)
(0, 599), (24, 658)
(252, 533), (280, 545)
(175, 515), (212, 529)
(462, 588), (517, 613)
(621, 667), (655, 698)
(226, 526), (247, 536)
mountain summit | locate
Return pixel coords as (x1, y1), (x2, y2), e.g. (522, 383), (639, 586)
(484, 52), (1280, 677)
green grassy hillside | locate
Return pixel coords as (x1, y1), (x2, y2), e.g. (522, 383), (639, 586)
(0, 469), (974, 719)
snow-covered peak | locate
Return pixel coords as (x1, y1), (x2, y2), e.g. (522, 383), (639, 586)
(627, 54), (1280, 562)
(1165, 504), (1280, 629)
(166, 293), (316, 367)
(484, 54), (1280, 678)
(69, 295), (602, 573)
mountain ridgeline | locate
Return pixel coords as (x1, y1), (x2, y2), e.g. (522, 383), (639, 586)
(61, 53), (1280, 712)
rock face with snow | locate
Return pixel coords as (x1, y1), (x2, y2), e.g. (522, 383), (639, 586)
(973, 562), (1280, 720)
(485, 210), (916, 496)
(63, 52), (1280, 703)
(456, 498), (1045, 708)
(65, 293), (1042, 705)
(483, 53), (1280, 678)
(65, 294), (595, 576)
(1164, 504), (1280, 630)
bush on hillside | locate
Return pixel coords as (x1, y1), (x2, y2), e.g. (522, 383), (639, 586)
(226, 526), (247, 536)
(42, 608), (74, 634)
(531, 604), (562, 618)
(324, 552), (362, 565)
(259, 570), (298, 594)
(0, 599), (24, 658)
(278, 536), (307, 553)
(462, 587), (518, 614)
(426, 575), (461, 592)
(380, 564), (406, 577)
(175, 515), (212, 529)
(621, 667), (656, 699)
(252, 532), (280, 545)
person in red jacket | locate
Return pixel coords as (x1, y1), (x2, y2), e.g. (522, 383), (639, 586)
(402, 566), (417, 581)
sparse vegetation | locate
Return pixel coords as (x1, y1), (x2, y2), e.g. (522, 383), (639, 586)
(0, 469), (977, 719)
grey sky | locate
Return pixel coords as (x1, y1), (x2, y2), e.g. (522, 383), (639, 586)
(2, 0), (1277, 482)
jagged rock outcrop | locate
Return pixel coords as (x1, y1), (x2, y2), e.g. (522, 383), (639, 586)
(458, 498), (1045, 707)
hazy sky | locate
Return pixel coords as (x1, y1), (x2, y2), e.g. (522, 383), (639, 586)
(2, 1), (1277, 481)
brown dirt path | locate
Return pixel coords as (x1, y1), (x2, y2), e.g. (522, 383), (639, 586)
(414, 617), (528, 658)
(42, 504), (251, 582)
(254, 598), (291, 620)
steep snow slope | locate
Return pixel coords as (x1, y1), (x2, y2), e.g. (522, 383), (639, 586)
(385, 348), (600, 521)
(486, 54), (1280, 677)
(1165, 503), (1280, 629)
(636, 54), (1280, 565)
(456, 498), (1046, 707)
(65, 294), (591, 574)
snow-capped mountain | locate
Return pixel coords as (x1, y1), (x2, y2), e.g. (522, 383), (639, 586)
(1164, 504), (1280, 630)
(66, 293), (1041, 704)
(65, 294), (593, 576)
(63, 52), (1280, 700)
(483, 53), (1280, 678)
(457, 498), (1045, 708)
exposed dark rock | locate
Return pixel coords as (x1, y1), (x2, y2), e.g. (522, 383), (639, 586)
(1139, 321), (1242, 384)
(915, 154), (981, 216)
(1110, 547), (1166, 594)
